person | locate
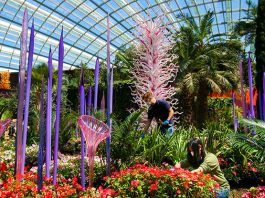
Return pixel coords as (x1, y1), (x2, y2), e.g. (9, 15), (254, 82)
(175, 138), (230, 198)
(142, 91), (174, 136)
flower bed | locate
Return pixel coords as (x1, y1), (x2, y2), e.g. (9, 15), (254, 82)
(103, 163), (219, 197)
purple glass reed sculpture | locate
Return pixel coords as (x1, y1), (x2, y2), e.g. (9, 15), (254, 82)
(0, 119), (11, 137)
(77, 115), (110, 188)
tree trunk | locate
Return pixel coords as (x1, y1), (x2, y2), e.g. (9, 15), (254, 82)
(179, 87), (195, 126)
(195, 81), (208, 129)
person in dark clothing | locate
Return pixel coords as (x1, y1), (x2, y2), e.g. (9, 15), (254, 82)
(142, 91), (174, 135)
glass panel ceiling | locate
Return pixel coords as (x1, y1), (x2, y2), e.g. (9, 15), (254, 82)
(0, 0), (258, 71)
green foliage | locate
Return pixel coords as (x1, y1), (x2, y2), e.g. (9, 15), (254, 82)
(138, 127), (195, 165)
(233, 0), (257, 46)
(58, 110), (78, 152)
(109, 109), (144, 169)
(255, 0), (265, 90)
(173, 11), (241, 128)
(208, 98), (235, 124)
(221, 160), (265, 186)
(113, 45), (138, 81)
(201, 120), (234, 154)
(0, 92), (17, 119)
(228, 119), (265, 162)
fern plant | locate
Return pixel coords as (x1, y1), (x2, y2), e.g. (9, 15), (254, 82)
(228, 119), (265, 162)
(108, 109), (144, 170)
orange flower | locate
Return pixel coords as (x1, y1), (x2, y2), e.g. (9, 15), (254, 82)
(184, 181), (190, 188)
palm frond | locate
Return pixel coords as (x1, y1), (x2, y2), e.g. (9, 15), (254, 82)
(205, 78), (221, 93)
(199, 11), (214, 40)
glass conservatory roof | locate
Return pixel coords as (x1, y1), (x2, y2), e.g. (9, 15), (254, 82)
(0, 0), (258, 72)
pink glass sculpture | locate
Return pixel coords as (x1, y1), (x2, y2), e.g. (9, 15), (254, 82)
(77, 115), (110, 188)
(0, 119), (11, 137)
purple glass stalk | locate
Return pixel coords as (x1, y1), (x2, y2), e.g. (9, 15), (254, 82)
(38, 78), (45, 194)
(80, 68), (85, 189)
(232, 91), (237, 132)
(106, 14), (111, 176)
(263, 72), (265, 121)
(53, 27), (64, 185)
(248, 52), (255, 118)
(239, 60), (247, 118)
(46, 47), (53, 178)
(94, 58), (100, 113)
(87, 86), (92, 115)
(21, 21), (34, 175)
(110, 68), (113, 114)
(16, 9), (28, 183)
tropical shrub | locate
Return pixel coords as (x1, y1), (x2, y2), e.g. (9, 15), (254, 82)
(220, 159), (265, 186)
(103, 163), (219, 197)
(200, 120), (234, 154)
(207, 98), (235, 125)
(228, 119), (265, 162)
(109, 109), (143, 170)
(138, 127), (195, 165)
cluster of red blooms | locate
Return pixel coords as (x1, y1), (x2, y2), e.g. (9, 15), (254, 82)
(0, 161), (101, 198)
(103, 163), (220, 197)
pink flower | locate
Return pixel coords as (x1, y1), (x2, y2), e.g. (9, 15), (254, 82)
(242, 192), (252, 198)
(131, 180), (140, 187)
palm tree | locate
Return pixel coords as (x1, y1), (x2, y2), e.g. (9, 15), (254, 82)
(234, 0), (257, 46)
(173, 11), (242, 128)
(113, 45), (138, 81)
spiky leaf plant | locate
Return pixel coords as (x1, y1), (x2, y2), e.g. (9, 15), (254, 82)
(228, 119), (265, 162)
(109, 109), (144, 169)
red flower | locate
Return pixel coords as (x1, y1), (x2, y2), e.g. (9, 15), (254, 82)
(149, 184), (158, 192)
(100, 188), (115, 198)
(0, 162), (7, 172)
(184, 181), (190, 188)
(131, 180), (140, 187)
(197, 181), (205, 186)
(233, 171), (237, 176)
